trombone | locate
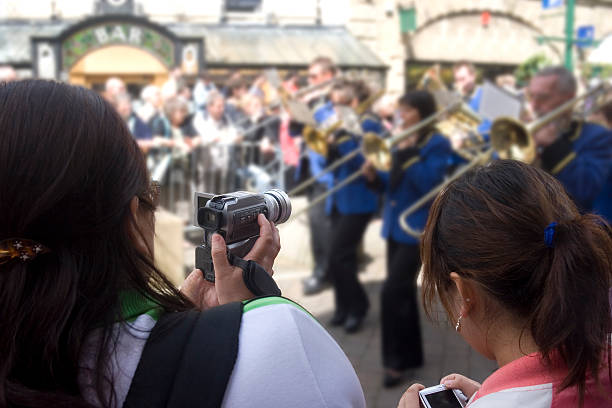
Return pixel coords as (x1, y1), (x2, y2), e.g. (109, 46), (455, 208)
(398, 85), (604, 238)
(299, 89), (385, 157)
(287, 90), (385, 196)
(290, 100), (476, 218)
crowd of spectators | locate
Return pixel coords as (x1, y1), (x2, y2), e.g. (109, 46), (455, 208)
(103, 68), (301, 210)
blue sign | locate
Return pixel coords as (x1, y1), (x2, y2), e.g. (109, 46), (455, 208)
(542, 0), (564, 9)
(576, 25), (595, 48)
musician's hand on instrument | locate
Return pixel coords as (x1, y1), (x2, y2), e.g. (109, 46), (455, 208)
(362, 160), (377, 182)
(450, 131), (466, 150)
(533, 121), (559, 148)
(397, 133), (418, 149)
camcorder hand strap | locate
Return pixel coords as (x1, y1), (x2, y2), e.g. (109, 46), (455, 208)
(124, 303), (243, 408)
(228, 253), (282, 297)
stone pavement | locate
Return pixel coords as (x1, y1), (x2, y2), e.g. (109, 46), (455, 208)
(182, 197), (498, 407)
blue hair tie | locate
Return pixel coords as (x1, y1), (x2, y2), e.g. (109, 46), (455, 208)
(544, 222), (558, 248)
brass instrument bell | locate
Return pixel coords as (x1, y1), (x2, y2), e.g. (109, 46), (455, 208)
(489, 117), (536, 163)
(302, 120), (342, 157)
(363, 131), (391, 171)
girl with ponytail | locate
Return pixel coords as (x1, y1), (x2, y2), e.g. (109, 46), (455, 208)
(397, 160), (612, 408)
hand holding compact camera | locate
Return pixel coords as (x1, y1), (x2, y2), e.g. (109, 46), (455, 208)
(398, 382), (470, 408)
(193, 189), (291, 297)
(418, 384), (467, 408)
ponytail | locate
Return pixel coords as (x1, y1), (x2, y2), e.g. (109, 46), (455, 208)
(531, 215), (612, 403)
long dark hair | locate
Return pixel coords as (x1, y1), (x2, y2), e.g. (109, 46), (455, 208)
(421, 160), (611, 405)
(0, 80), (193, 407)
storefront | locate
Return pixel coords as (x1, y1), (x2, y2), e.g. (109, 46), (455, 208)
(28, 15), (203, 92)
(0, 5), (386, 93)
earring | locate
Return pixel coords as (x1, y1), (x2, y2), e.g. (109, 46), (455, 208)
(455, 314), (463, 332)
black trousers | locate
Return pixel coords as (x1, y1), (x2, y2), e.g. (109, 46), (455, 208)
(381, 239), (423, 370)
(307, 182), (332, 279)
(328, 212), (372, 317)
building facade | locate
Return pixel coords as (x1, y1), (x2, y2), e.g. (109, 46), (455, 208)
(0, 0), (387, 93)
(1, 0), (611, 94)
(345, 0), (612, 92)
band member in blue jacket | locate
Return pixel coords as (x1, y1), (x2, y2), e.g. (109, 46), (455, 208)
(289, 56), (337, 296)
(591, 101), (612, 222)
(324, 80), (381, 333)
(362, 91), (453, 388)
(527, 66), (612, 213)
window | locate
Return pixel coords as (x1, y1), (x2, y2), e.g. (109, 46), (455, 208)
(225, 0), (262, 12)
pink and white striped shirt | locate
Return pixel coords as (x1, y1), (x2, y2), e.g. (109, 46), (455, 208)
(468, 351), (612, 408)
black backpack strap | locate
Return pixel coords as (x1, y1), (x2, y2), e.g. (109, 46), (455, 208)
(124, 302), (243, 408)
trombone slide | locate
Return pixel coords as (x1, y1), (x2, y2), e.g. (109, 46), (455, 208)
(398, 148), (493, 238)
(290, 169), (366, 219)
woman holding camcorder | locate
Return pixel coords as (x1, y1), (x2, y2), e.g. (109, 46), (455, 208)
(0, 80), (365, 408)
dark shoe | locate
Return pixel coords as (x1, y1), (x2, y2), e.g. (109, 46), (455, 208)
(344, 314), (365, 333)
(302, 276), (330, 296)
(383, 369), (404, 388)
(329, 311), (347, 326)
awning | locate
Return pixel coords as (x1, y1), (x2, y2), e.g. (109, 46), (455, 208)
(0, 19), (386, 71)
(169, 24), (386, 69)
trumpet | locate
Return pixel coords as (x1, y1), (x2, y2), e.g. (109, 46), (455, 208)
(398, 85), (605, 238)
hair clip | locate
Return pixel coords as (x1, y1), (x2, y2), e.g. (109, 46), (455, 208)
(0, 238), (51, 265)
(544, 222), (558, 248)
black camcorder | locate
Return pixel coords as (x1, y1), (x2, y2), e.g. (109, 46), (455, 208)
(194, 189), (291, 283)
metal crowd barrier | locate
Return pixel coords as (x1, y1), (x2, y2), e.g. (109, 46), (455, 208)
(148, 141), (286, 221)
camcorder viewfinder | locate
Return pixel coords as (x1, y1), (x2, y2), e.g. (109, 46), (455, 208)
(194, 189), (291, 282)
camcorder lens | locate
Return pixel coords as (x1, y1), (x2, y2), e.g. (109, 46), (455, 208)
(263, 189), (291, 224)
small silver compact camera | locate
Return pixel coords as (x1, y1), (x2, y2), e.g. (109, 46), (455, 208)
(418, 384), (467, 408)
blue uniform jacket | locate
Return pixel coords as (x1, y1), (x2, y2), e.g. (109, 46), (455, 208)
(324, 112), (383, 215)
(593, 172), (612, 222)
(360, 112), (385, 135)
(541, 121), (612, 212)
(292, 101), (335, 185)
(326, 132), (379, 215)
(373, 133), (453, 245)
